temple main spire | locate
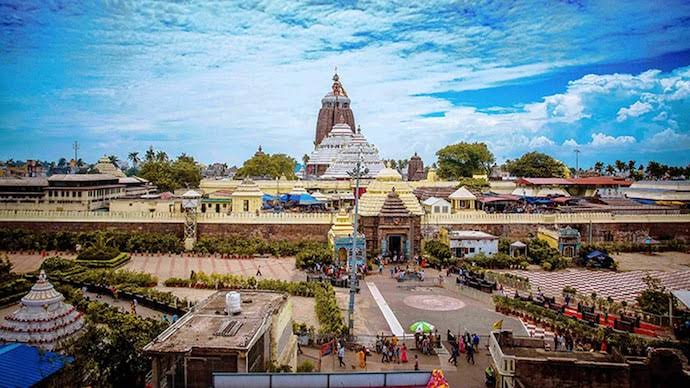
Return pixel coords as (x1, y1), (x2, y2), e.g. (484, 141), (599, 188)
(314, 70), (355, 146)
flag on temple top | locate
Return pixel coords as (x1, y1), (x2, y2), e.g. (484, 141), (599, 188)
(492, 320), (503, 330)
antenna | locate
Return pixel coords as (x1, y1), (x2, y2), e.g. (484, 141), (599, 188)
(73, 141), (79, 162)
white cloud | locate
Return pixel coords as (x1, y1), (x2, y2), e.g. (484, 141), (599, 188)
(590, 133), (637, 146)
(645, 128), (690, 150)
(528, 136), (555, 148)
(616, 101), (653, 122)
(563, 139), (579, 147)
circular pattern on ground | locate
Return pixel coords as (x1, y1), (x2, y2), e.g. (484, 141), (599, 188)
(403, 295), (466, 311)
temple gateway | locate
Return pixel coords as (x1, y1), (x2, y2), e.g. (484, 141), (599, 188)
(359, 166), (424, 259)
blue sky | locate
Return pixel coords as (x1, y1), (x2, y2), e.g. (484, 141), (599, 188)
(1, 0), (690, 168)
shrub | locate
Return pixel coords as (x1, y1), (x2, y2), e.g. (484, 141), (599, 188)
(76, 252), (131, 268)
(424, 239), (455, 268)
(296, 360), (315, 372)
(295, 246), (333, 269)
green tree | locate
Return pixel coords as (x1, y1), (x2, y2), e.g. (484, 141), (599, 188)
(108, 155), (119, 167)
(436, 142), (495, 179)
(128, 152), (140, 170)
(505, 152), (566, 178)
(138, 148), (202, 191)
(605, 164), (615, 176)
(235, 153), (297, 179)
(615, 160), (626, 173)
(636, 274), (674, 315)
(593, 161), (604, 174)
(646, 161), (666, 179)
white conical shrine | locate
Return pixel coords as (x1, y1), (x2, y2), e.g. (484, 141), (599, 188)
(0, 270), (84, 350)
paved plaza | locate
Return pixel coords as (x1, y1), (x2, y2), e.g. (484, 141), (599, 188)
(2, 251), (300, 282)
(364, 269), (527, 338)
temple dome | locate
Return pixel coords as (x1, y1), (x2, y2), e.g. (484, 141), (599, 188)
(376, 164), (402, 181)
(0, 271), (84, 350)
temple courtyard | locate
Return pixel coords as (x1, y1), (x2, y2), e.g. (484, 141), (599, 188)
(3, 251), (689, 387)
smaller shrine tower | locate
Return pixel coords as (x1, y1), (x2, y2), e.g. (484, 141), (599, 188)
(407, 152), (425, 181)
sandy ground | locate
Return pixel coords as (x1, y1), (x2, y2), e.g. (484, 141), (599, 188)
(613, 251), (690, 271)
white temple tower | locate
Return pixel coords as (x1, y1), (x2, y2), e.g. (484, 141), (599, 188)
(0, 271), (85, 350)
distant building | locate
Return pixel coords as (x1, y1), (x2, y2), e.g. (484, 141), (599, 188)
(422, 197), (451, 214)
(93, 155), (126, 177)
(203, 163), (234, 179)
(231, 178), (264, 213)
(537, 226), (581, 257)
(513, 177), (632, 198)
(407, 153), (425, 181)
(448, 186), (477, 212)
(623, 180), (690, 204)
(449, 230), (498, 258)
(0, 174), (126, 211)
(144, 290), (297, 388)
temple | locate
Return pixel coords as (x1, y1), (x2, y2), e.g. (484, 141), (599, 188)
(314, 71), (356, 146)
(307, 71), (384, 179)
(0, 271), (84, 350)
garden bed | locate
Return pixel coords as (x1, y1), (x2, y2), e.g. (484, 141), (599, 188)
(76, 252), (130, 268)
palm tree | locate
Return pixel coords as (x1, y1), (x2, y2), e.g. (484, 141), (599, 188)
(605, 164), (615, 176)
(57, 158), (67, 167)
(615, 160), (626, 173)
(145, 146), (155, 162)
(593, 161), (604, 174)
(108, 155), (119, 167)
(302, 154), (310, 166)
(128, 152), (140, 169)
(627, 160), (636, 175)
(155, 151), (168, 162)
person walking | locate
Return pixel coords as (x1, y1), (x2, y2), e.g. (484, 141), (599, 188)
(256, 265), (262, 277)
(472, 333), (480, 352)
(401, 343), (408, 363)
(414, 354), (419, 370)
(448, 344), (459, 366)
(338, 344), (346, 367)
(466, 343), (475, 365)
(358, 348), (366, 369)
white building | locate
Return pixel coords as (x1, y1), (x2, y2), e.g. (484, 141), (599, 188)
(449, 230), (499, 258)
(422, 197), (451, 214)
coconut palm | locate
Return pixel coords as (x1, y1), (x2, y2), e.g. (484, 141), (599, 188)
(145, 146), (155, 161)
(128, 152), (140, 169)
(108, 155), (119, 167)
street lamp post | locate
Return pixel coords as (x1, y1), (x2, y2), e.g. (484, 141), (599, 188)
(347, 150), (367, 339)
(575, 148), (581, 177)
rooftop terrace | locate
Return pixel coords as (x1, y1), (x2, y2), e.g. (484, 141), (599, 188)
(144, 290), (287, 354)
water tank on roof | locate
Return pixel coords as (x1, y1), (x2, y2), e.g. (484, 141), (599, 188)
(226, 291), (241, 315)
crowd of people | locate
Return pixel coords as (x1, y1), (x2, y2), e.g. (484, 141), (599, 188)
(447, 330), (480, 366)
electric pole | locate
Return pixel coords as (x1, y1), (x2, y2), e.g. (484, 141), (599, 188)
(347, 149), (367, 339)
(574, 148), (580, 177)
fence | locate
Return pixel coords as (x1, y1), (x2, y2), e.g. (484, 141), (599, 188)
(424, 212), (690, 225)
(214, 371), (433, 388)
(0, 209), (335, 224)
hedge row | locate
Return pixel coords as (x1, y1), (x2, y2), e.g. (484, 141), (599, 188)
(76, 252), (131, 269)
(0, 229), (183, 253)
(193, 236), (328, 257)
